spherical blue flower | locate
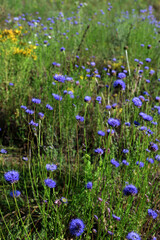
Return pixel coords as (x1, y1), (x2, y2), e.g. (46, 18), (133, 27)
(125, 122), (131, 127)
(123, 184), (138, 196)
(136, 161), (144, 168)
(155, 155), (160, 161)
(38, 112), (44, 119)
(139, 95), (145, 102)
(149, 70), (155, 75)
(106, 105), (111, 110)
(0, 149), (7, 154)
(10, 190), (21, 198)
(111, 159), (119, 167)
(60, 47), (65, 51)
(149, 142), (158, 152)
(148, 209), (158, 219)
(22, 156), (28, 161)
(46, 104), (53, 110)
(132, 97), (142, 108)
(21, 105), (27, 110)
(54, 74), (65, 83)
(52, 93), (62, 101)
(32, 98), (41, 104)
(155, 96), (160, 102)
(139, 112), (153, 121)
(139, 126), (147, 131)
(108, 231), (114, 235)
(146, 58), (151, 62)
(112, 103), (117, 109)
(122, 160), (129, 165)
(107, 129), (115, 134)
(108, 118), (120, 128)
(46, 164), (57, 171)
(146, 158), (154, 164)
(113, 80), (126, 90)
(69, 218), (85, 237)
(84, 96), (91, 102)
(123, 149), (129, 154)
(25, 109), (34, 115)
(97, 130), (105, 136)
(94, 148), (104, 155)
(29, 120), (38, 127)
(76, 115), (84, 122)
(96, 96), (102, 103)
(112, 214), (120, 221)
(85, 182), (93, 189)
(90, 62), (95, 66)
(126, 231), (141, 240)
(4, 170), (19, 184)
(118, 72), (126, 79)
(44, 178), (56, 188)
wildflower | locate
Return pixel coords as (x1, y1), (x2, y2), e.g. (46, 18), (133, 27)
(123, 184), (138, 196)
(96, 96), (102, 103)
(94, 148), (104, 155)
(136, 161), (144, 168)
(94, 215), (98, 220)
(140, 126), (147, 131)
(112, 103), (117, 108)
(108, 231), (114, 235)
(126, 231), (141, 240)
(148, 209), (158, 219)
(38, 112), (44, 119)
(132, 97), (142, 108)
(22, 156), (28, 161)
(134, 121), (140, 126)
(76, 115), (84, 122)
(46, 164), (57, 171)
(60, 47), (65, 51)
(155, 96), (160, 102)
(139, 95), (145, 102)
(25, 109), (34, 114)
(122, 160), (129, 165)
(85, 182), (93, 189)
(113, 80), (125, 90)
(29, 120), (38, 127)
(106, 105), (111, 110)
(84, 96), (91, 102)
(108, 118), (120, 127)
(125, 122), (130, 127)
(149, 142), (158, 152)
(97, 130), (105, 136)
(21, 105), (27, 110)
(123, 149), (129, 154)
(146, 158), (154, 164)
(10, 190), (21, 198)
(52, 93), (62, 101)
(155, 155), (160, 161)
(139, 112), (153, 121)
(118, 72), (126, 79)
(54, 74), (65, 83)
(60, 197), (68, 204)
(4, 170), (19, 184)
(9, 83), (14, 86)
(0, 149), (7, 154)
(69, 218), (85, 237)
(32, 98), (41, 104)
(44, 178), (56, 188)
(107, 129), (115, 134)
(112, 214), (121, 221)
(46, 104), (53, 110)
(111, 159), (119, 167)
(146, 58), (151, 62)
(149, 70), (155, 75)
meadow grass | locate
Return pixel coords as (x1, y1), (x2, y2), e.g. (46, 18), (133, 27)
(0, 1), (160, 239)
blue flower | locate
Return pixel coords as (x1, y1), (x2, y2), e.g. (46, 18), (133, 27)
(136, 161), (144, 168)
(60, 47), (65, 51)
(97, 130), (105, 136)
(113, 80), (125, 90)
(21, 105), (27, 110)
(96, 96), (102, 103)
(117, 72), (126, 79)
(94, 148), (104, 155)
(25, 109), (34, 115)
(123, 149), (129, 154)
(106, 105), (111, 110)
(46, 104), (53, 110)
(29, 120), (38, 127)
(139, 112), (153, 121)
(44, 178), (56, 188)
(108, 118), (120, 127)
(76, 115), (84, 122)
(69, 218), (85, 237)
(122, 160), (129, 165)
(32, 98), (41, 104)
(123, 185), (138, 196)
(155, 155), (160, 161)
(84, 96), (91, 102)
(107, 129), (115, 134)
(0, 149), (7, 154)
(38, 112), (44, 119)
(126, 231), (141, 240)
(53, 74), (65, 83)
(10, 190), (21, 198)
(132, 97), (142, 108)
(46, 164), (57, 171)
(149, 142), (158, 152)
(146, 158), (154, 164)
(111, 159), (119, 167)
(125, 122), (130, 127)
(52, 93), (62, 101)
(85, 182), (93, 189)
(4, 170), (19, 184)
(148, 209), (158, 219)
(60, 197), (68, 204)
(112, 214), (120, 221)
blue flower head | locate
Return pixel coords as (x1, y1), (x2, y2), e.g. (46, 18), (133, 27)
(44, 178), (56, 188)
(46, 164), (57, 171)
(69, 218), (85, 237)
(111, 159), (119, 167)
(84, 96), (91, 102)
(132, 97), (142, 108)
(10, 190), (21, 198)
(113, 80), (126, 90)
(112, 214), (121, 221)
(126, 231), (141, 240)
(108, 118), (120, 128)
(148, 209), (158, 219)
(4, 170), (19, 184)
(123, 184), (138, 196)
(54, 74), (65, 83)
(85, 182), (93, 189)
(94, 148), (104, 155)
(32, 98), (41, 104)
(97, 130), (105, 136)
(52, 93), (62, 101)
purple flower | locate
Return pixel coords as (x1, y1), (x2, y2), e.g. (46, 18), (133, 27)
(21, 105), (27, 110)
(108, 118), (120, 127)
(146, 158), (154, 164)
(155, 155), (160, 161)
(60, 197), (68, 204)
(69, 219), (85, 237)
(149, 142), (158, 152)
(54, 74), (65, 83)
(85, 182), (93, 189)
(117, 72), (126, 79)
(44, 178), (56, 188)
(46, 104), (53, 110)
(46, 164), (57, 171)
(146, 58), (151, 62)
(0, 149), (7, 154)
(32, 98), (41, 104)
(126, 231), (141, 240)
(123, 149), (129, 154)
(108, 231), (114, 235)
(106, 105), (111, 110)
(52, 93), (62, 101)
(10, 190), (21, 198)
(29, 120), (38, 127)
(148, 209), (158, 219)
(132, 97), (142, 108)
(25, 109), (34, 115)
(4, 170), (19, 184)
(125, 122), (130, 127)
(94, 148), (104, 155)
(84, 96), (91, 102)
(111, 159), (119, 167)
(107, 129), (115, 134)
(38, 112), (44, 119)
(96, 96), (102, 103)
(76, 115), (84, 122)
(113, 80), (126, 90)
(60, 47), (65, 51)
(97, 130), (105, 136)
(112, 214), (120, 221)
(123, 184), (138, 196)
(136, 161), (144, 168)
(139, 112), (153, 121)
(122, 160), (129, 165)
